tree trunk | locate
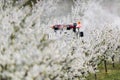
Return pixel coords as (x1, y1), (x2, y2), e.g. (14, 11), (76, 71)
(119, 55), (120, 64)
(112, 55), (115, 68)
(104, 60), (107, 73)
(94, 73), (97, 80)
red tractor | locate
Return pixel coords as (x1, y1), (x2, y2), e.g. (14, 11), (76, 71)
(51, 22), (84, 37)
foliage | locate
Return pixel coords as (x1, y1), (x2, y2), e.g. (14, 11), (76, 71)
(0, 0), (120, 80)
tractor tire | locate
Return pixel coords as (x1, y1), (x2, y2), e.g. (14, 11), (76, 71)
(73, 23), (77, 32)
(80, 32), (84, 37)
(67, 26), (71, 30)
(54, 27), (59, 30)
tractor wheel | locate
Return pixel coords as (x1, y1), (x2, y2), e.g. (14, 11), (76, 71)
(73, 23), (77, 32)
(80, 32), (84, 37)
(67, 26), (71, 30)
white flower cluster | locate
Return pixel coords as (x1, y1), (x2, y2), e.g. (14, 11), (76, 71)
(0, 0), (120, 80)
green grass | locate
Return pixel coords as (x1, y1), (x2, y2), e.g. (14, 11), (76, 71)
(87, 62), (120, 80)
